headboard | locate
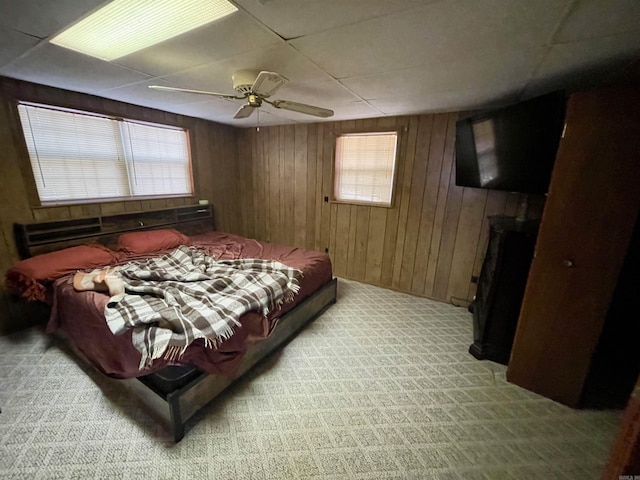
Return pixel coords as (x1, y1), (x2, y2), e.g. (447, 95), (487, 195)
(14, 204), (214, 258)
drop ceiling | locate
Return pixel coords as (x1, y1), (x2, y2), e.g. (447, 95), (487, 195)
(1, 0), (639, 127)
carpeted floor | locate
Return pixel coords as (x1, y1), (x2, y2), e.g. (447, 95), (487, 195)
(0, 278), (621, 479)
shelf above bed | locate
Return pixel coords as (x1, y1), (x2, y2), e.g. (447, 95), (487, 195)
(15, 204), (214, 258)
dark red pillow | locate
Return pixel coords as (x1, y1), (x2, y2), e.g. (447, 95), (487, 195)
(117, 228), (190, 255)
(5, 244), (118, 302)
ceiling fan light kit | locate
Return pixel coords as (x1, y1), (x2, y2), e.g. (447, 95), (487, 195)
(150, 70), (334, 121)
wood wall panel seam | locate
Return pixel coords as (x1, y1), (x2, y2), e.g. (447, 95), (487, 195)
(424, 112), (458, 298)
(313, 124), (324, 253)
(445, 188), (488, 302)
(411, 114), (448, 295)
(319, 123), (333, 255)
(293, 124), (308, 249)
(398, 114), (432, 292)
(379, 117), (408, 287)
(431, 119), (465, 301)
(305, 125), (318, 252)
(390, 116), (420, 289)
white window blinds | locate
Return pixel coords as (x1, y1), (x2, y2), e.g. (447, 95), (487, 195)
(334, 132), (398, 206)
(17, 102), (193, 204)
(121, 122), (192, 197)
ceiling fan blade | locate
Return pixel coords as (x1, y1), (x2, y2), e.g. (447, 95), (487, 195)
(269, 99), (334, 118)
(251, 71), (288, 98)
(148, 85), (242, 100)
(234, 104), (257, 119)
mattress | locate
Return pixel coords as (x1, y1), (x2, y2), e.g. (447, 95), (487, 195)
(46, 231), (332, 379)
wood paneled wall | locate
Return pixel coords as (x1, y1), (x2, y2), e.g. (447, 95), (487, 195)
(0, 77), (241, 334)
(236, 114), (544, 304)
(0, 75), (545, 334)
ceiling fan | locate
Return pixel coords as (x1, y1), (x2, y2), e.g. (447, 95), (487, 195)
(149, 70), (334, 120)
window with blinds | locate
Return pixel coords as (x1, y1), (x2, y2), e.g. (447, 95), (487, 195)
(17, 102), (193, 204)
(333, 132), (398, 206)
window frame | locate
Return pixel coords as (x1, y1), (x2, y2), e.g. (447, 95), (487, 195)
(331, 127), (403, 208)
(14, 100), (195, 207)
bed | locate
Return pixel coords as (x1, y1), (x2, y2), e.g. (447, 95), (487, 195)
(7, 204), (337, 441)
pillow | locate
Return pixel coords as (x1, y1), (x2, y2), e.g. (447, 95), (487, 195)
(5, 244), (119, 302)
(117, 228), (190, 255)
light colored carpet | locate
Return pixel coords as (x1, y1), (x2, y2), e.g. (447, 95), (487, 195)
(0, 278), (621, 479)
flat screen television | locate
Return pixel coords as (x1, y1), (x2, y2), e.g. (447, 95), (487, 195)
(455, 92), (566, 194)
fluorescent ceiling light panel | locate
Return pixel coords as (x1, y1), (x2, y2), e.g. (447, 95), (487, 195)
(50, 0), (238, 61)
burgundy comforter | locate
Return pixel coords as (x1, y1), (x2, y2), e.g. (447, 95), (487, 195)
(47, 231), (332, 379)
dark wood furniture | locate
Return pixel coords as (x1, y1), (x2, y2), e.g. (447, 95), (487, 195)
(14, 204), (337, 441)
(507, 86), (640, 407)
(131, 278), (336, 441)
(469, 215), (537, 365)
(14, 204), (214, 257)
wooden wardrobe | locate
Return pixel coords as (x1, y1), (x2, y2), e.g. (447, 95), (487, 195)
(507, 86), (640, 408)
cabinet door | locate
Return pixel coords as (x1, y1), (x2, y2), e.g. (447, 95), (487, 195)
(507, 87), (640, 407)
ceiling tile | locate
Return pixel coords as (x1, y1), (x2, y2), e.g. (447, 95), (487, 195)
(322, 101), (383, 118)
(368, 85), (523, 115)
(166, 97), (239, 117)
(555, 0), (640, 43)
(0, 0), (106, 39)
(98, 79), (211, 109)
(0, 43), (151, 94)
(0, 27), (40, 69)
(340, 47), (544, 100)
(274, 80), (362, 106)
(234, 0), (429, 39)
(160, 44), (334, 94)
(524, 32), (640, 98)
(290, 0), (570, 79)
(114, 11), (284, 77)
(0, 0), (637, 126)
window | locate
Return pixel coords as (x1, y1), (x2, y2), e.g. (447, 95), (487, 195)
(333, 131), (398, 206)
(17, 102), (193, 204)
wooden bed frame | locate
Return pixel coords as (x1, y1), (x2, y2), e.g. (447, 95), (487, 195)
(14, 204), (337, 441)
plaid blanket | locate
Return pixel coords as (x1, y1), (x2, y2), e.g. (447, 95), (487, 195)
(104, 246), (302, 370)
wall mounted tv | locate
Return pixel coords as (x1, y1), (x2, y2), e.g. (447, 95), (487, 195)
(455, 92), (566, 194)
